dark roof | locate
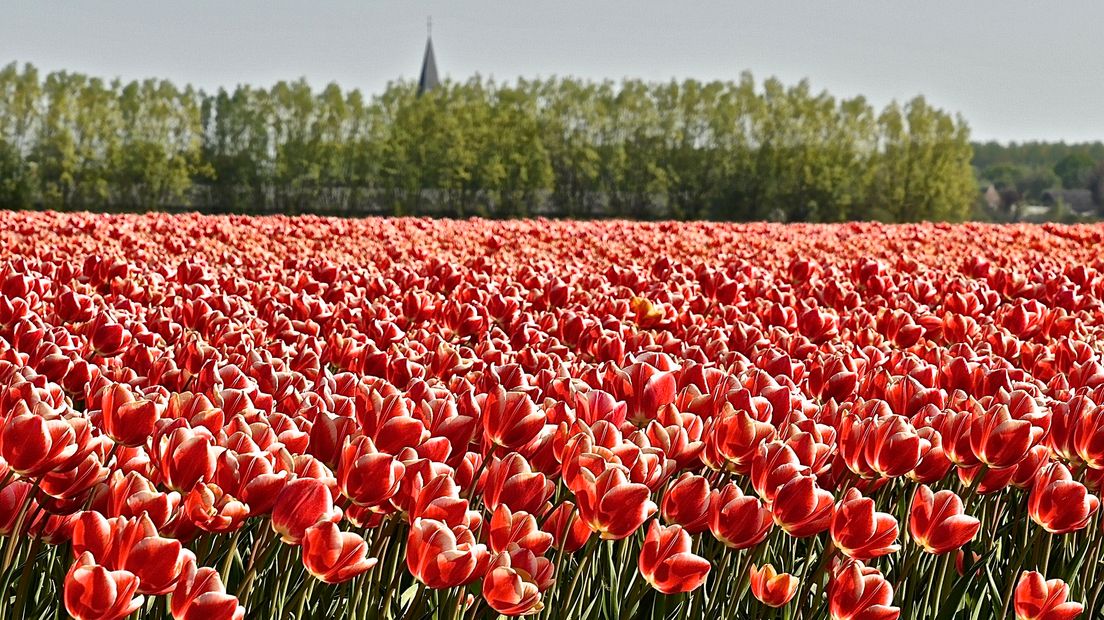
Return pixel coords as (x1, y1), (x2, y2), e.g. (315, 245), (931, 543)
(1042, 189), (1096, 213)
(417, 37), (439, 96)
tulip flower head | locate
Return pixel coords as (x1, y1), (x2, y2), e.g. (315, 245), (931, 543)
(638, 521), (711, 595)
(908, 485), (980, 555)
(749, 563), (799, 608)
(1014, 571), (1083, 620)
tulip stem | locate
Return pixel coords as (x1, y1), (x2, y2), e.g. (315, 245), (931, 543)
(221, 528), (244, 578)
(925, 552), (951, 618)
(1084, 521), (1104, 617)
(794, 539), (831, 618)
(704, 549), (732, 618)
(12, 536), (42, 620)
(999, 524), (1043, 620)
(562, 540), (597, 615)
(1038, 533), (1052, 575)
(238, 524), (279, 605)
(400, 582), (426, 620)
(617, 573), (648, 620)
(0, 478), (40, 575)
(542, 504), (577, 617)
(448, 583), (466, 620)
(292, 577), (317, 618)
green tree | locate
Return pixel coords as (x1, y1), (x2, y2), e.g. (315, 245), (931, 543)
(1053, 152), (1096, 189)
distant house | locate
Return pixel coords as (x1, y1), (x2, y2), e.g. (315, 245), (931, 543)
(1041, 189), (1096, 214)
(982, 184), (1001, 210)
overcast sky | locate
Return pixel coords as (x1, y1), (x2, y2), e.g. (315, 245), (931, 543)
(3, 1), (1102, 142)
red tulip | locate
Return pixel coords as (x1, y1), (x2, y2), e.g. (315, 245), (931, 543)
(957, 463), (1017, 495)
(483, 388), (545, 451)
(64, 552), (144, 620)
(184, 483), (250, 534)
(488, 504), (553, 555)
(1073, 400), (1104, 469)
(0, 480), (36, 535)
(660, 473), (711, 534)
(124, 537), (189, 595)
(749, 563), (799, 608)
(227, 452), (288, 517)
(638, 521), (711, 594)
(409, 473), (475, 527)
(481, 545), (554, 616)
(708, 482), (773, 549)
(482, 452), (554, 516)
(839, 413), (927, 479)
(336, 436), (405, 507)
(406, 518), (490, 588)
(831, 488), (899, 561)
(71, 512), (158, 570)
(301, 521), (378, 584)
(574, 466), (657, 540)
(87, 315), (131, 357)
(644, 412), (704, 470)
(171, 560), (245, 620)
(540, 501), (592, 553)
(154, 426), (217, 493)
(908, 485), (980, 555)
(99, 383), (160, 447)
(908, 426), (952, 484)
(771, 475), (834, 538)
(1, 412), (77, 477)
(828, 561), (900, 620)
(1014, 571), (1083, 620)
(271, 477), (343, 544)
(619, 362), (677, 425)
(969, 405), (1036, 469)
(1012, 445), (1052, 490)
(41, 450), (109, 500)
(1028, 463), (1099, 534)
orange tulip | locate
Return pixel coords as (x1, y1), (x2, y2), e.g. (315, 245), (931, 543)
(749, 563), (799, 608)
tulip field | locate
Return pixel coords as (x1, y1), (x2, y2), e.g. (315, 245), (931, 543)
(3, 212), (1104, 620)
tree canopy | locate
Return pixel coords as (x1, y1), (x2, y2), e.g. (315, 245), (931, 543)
(0, 61), (978, 221)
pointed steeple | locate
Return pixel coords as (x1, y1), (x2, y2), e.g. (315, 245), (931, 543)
(417, 17), (439, 96)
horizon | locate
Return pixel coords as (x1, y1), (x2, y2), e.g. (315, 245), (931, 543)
(3, 1), (1104, 144)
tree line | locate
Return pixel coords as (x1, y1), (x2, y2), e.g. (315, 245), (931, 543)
(971, 140), (1104, 210)
(0, 61), (979, 221)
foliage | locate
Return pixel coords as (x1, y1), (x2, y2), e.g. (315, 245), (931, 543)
(974, 142), (1104, 211)
(0, 62), (978, 221)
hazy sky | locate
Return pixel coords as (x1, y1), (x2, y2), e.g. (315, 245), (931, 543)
(3, 1), (1102, 142)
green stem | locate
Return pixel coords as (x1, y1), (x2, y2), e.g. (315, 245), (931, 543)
(1000, 525), (1043, 620)
(562, 540), (597, 615)
(237, 524), (280, 606)
(400, 582), (427, 620)
(12, 536), (44, 619)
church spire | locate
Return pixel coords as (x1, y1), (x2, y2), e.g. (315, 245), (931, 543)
(417, 17), (439, 96)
